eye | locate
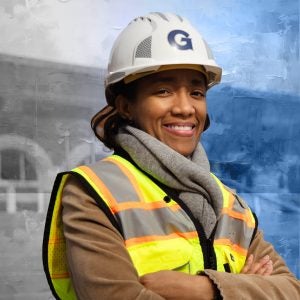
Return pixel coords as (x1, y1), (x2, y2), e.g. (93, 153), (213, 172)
(156, 88), (171, 96)
(191, 90), (205, 98)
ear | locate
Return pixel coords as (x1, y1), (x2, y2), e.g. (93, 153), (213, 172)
(115, 94), (132, 119)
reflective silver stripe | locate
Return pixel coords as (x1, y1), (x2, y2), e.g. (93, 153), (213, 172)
(118, 206), (196, 240)
(91, 160), (141, 203)
(214, 214), (254, 249)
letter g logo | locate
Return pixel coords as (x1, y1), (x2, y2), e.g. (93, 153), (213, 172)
(168, 30), (193, 50)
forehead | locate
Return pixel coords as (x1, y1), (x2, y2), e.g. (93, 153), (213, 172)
(137, 69), (207, 86)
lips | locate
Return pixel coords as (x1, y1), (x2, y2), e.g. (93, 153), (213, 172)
(166, 125), (193, 131)
(163, 123), (196, 136)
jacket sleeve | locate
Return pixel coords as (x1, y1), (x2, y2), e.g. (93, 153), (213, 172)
(61, 175), (165, 300)
(204, 230), (300, 299)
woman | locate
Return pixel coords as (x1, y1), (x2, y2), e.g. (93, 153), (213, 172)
(43, 12), (300, 300)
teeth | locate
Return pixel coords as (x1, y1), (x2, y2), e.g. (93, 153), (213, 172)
(168, 125), (192, 130)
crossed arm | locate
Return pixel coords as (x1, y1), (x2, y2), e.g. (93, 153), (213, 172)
(62, 177), (300, 300)
(140, 254), (273, 300)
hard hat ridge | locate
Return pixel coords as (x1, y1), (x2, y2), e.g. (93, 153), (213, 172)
(130, 12), (184, 24)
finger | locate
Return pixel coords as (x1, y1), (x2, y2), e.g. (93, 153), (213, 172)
(257, 264), (272, 276)
(258, 255), (271, 268)
(257, 264), (270, 275)
(241, 254), (254, 273)
(241, 254), (254, 274)
(256, 259), (273, 275)
(249, 255), (270, 274)
(258, 255), (271, 266)
(263, 260), (273, 275)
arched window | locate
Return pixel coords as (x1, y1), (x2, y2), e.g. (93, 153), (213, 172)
(0, 149), (39, 212)
(1, 149), (37, 180)
(0, 134), (54, 214)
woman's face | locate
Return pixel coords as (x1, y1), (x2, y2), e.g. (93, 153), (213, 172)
(119, 69), (208, 157)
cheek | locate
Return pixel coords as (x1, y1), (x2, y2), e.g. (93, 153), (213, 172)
(133, 109), (157, 131)
(129, 103), (151, 128)
(131, 100), (164, 127)
(196, 102), (207, 117)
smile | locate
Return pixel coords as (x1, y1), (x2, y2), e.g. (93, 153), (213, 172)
(163, 123), (196, 136)
(166, 125), (193, 131)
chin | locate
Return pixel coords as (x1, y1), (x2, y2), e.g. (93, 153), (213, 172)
(172, 147), (195, 157)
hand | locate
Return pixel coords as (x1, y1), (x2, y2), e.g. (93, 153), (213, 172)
(241, 254), (273, 275)
(140, 270), (216, 300)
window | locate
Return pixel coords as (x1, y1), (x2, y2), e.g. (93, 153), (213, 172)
(0, 149), (39, 213)
(1, 149), (37, 180)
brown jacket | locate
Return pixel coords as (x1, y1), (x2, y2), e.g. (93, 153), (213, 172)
(62, 176), (300, 300)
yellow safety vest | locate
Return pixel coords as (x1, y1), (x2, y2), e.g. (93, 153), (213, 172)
(43, 154), (257, 300)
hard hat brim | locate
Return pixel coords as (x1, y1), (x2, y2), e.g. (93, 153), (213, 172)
(123, 64), (209, 84)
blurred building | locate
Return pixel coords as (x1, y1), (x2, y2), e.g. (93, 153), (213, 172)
(0, 54), (110, 214)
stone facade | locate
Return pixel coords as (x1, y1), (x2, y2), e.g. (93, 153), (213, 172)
(0, 54), (109, 299)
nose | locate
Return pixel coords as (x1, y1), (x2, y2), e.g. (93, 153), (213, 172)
(171, 89), (195, 117)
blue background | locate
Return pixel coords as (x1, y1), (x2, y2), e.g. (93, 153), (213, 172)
(203, 85), (300, 278)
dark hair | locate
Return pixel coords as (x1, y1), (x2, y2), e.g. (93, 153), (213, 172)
(92, 80), (138, 149)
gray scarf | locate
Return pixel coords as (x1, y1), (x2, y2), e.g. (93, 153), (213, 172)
(115, 126), (223, 237)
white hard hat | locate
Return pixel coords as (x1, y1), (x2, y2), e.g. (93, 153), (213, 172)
(92, 12), (220, 139)
(105, 12), (222, 92)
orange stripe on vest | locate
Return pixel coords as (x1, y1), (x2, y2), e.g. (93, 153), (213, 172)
(117, 201), (181, 212)
(125, 231), (199, 248)
(77, 165), (119, 213)
(214, 238), (248, 256)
